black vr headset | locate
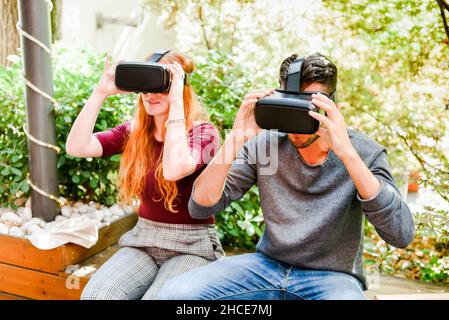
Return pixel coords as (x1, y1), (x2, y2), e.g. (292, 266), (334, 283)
(255, 57), (335, 134)
(114, 50), (191, 93)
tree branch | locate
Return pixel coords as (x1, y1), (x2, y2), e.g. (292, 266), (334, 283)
(197, 4), (211, 50)
(355, 107), (449, 202)
(437, 0), (449, 43)
(359, 107), (449, 174)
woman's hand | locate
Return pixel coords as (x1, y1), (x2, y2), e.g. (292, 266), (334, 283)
(308, 93), (356, 160)
(95, 54), (130, 98)
(165, 62), (185, 109)
(231, 89), (275, 142)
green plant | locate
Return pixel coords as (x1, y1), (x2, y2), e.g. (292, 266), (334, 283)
(0, 47), (136, 207)
(214, 185), (264, 249)
(191, 50), (253, 134)
(146, 0), (449, 246)
(320, 0), (449, 239)
(364, 221), (449, 284)
(190, 51), (263, 248)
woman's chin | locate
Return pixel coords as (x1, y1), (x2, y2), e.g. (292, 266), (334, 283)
(148, 111), (168, 117)
(145, 105), (168, 116)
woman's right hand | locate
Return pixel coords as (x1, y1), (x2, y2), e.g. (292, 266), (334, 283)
(95, 54), (130, 98)
(231, 89), (274, 142)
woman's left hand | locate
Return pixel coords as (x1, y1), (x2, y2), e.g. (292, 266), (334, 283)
(166, 62), (185, 109)
(308, 93), (356, 160)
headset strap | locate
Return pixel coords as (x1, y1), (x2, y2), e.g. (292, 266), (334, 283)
(147, 49), (192, 85)
(146, 49), (172, 62)
(286, 57), (304, 93)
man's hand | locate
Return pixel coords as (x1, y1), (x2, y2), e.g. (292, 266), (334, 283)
(308, 93), (356, 160)
(232, 89), (274, 142)
(309, 93), (381, 199)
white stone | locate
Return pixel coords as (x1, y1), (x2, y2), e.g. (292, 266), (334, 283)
(103, 208), (112, 218)
(25, 197), (32, 208)
(122, 205), (134, 214)
(94, 220), (104, 229)
(103, 216), (114, 224)
(55, 215), (67, 222)
(93, 210), (105, 222)
(86, 212), (96, 219)
(9, 226), (25, 237)
(74, 201), (83, 208)
(27, 217), (46, 228)
(61, 206), (72, 217)
(110, 205), (125, 217)
(71, 213), (81, 219)
(20, 207), (32, 224)
(78, 204), (89, 214)
(24, 224), (42, 236)
(44, 222), (56, 231)
(0, 223), (9, 235)
(0, 212), (21, 226)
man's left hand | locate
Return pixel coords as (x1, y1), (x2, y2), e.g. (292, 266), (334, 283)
(308, 93), (356, 160)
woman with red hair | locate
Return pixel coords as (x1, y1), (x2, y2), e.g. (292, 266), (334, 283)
(66, 51), (224, 300)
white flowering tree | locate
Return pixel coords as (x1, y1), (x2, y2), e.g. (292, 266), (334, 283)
(144, 0), (449, 240)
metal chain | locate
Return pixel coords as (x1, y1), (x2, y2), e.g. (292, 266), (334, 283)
(17, 0), (66, 207)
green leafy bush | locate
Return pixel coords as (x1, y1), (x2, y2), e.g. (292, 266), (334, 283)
(214, 186), (264, 249)
(191, 50), (253, 134)
(191, 51), (264, 248)
(0, 47), (262, 248)
(364, 221), (449, 284)
(0, 48), (136, 207)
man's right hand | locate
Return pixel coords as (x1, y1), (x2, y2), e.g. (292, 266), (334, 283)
(95, 54), (130, 98)
(231, 89), (275, 142)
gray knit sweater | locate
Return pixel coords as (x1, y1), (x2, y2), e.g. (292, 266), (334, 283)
(188, 129), (415, 288)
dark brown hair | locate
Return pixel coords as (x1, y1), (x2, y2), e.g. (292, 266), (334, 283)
(279, 52), (337, 94)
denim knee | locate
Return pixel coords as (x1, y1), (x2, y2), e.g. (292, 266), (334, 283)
(156, 276), (205, 300)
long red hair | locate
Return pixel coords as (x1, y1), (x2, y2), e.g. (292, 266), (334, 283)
(118, 52), (207, 213)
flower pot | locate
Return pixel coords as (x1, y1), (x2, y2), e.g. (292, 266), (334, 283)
(408, 170), (421, 193)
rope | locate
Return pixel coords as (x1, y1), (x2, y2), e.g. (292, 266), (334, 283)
(22, 124), (62, 154)
(27, 174), (65, 207)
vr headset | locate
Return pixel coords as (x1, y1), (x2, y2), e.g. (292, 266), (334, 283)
(255, 57), (335, 134)
(114, 50), (191, 93)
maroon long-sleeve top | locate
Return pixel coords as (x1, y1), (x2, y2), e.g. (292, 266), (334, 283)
(94, 121), (219, 224)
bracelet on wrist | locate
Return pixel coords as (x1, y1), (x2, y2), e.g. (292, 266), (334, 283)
(165, 118), (186, 128)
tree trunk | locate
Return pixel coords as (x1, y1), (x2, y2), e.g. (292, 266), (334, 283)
(50, 0), (62, 42)
(0, 0), (20, 66)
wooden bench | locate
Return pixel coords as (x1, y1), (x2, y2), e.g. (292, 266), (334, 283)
(0, 213), (138, 300)
(2, 222), (448, 300)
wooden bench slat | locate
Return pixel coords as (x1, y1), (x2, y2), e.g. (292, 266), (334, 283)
(0, 213), (137, 274)
(0, 262), (88, 300)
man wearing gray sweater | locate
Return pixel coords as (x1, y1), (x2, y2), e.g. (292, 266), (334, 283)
(157, 53), (415, 300)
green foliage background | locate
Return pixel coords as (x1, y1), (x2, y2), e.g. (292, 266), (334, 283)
(0, 0), (448, 279)
(0, 49), (135, 208)
(144, 0), (449, 244)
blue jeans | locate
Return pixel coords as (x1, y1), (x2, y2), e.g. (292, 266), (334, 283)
(156, 252), (366, 300)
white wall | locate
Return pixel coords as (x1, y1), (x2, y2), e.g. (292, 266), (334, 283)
(59, 0), (177, 60)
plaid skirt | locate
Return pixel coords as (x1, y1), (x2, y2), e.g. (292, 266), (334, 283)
(118, 217), (225, 266)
